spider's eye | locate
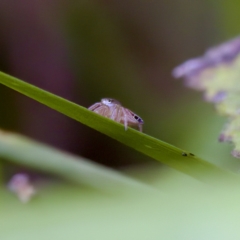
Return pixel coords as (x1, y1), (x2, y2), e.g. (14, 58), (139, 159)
(108, 99), (112, 103)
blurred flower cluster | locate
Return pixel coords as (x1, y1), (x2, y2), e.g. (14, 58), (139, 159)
(173, 36), (240, 157)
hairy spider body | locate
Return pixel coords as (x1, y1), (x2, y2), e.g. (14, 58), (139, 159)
(88, 98), (144, 132)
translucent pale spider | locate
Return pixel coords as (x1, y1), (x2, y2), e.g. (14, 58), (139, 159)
(88, 98), (144, 132)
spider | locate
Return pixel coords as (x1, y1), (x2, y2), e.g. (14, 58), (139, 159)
(88, 98), (144, 132)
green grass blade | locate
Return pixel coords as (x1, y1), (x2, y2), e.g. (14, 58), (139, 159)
(0, 71), (238, 183)
(0, 130), (155, 193)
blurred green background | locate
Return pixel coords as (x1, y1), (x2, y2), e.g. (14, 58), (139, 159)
(0, 0), (238, 167)
(1, 1), (240, 239)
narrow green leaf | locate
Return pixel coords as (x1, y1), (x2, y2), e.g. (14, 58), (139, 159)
(0, 71), (238, 183)
(0, 130), (154, 193)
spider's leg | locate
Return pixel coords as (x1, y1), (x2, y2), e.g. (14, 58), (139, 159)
(101, 106), (109, 117)
(110, 105), (117, 120)
(88, 102), (101, 111)
(122, 108), (128, 131)
(124, 108), (144, 132)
